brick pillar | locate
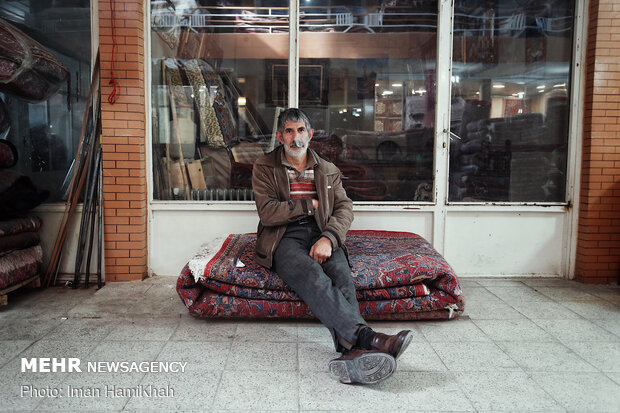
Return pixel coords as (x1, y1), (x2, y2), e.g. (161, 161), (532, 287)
(99, 0), (147, 281)
(575, 0), (620, 284)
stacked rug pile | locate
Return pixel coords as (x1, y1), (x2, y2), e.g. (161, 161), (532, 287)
(177, 230), (464, 320)
(0, 217), (43, 304)
(0, 139), (46, 305)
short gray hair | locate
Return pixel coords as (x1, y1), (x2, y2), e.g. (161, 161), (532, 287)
(277, 108), (312, 133)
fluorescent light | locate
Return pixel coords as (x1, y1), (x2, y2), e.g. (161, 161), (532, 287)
(382, 90), (394, 96)
(492, 84), (505, 89)
(375, 83), (380, 87)
(237, 97), (246, 106)
(553, 83), (566, 88)
(391, 83), (402, 87)
(536, 85), (545, 89)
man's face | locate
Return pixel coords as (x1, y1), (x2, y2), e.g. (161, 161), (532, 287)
(277, 120), (314, 160)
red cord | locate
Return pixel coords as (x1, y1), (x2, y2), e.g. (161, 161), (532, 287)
(107, 0), (118, 104)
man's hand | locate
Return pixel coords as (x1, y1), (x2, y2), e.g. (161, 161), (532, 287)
(312, 198), (319, 209)
(309, 236), (332, 264)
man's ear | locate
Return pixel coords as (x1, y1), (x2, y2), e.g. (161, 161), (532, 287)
(308, 128), (314, 141)
(276, 131), (284, 144)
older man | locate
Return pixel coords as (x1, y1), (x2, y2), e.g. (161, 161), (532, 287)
(252, 108), (412, 384)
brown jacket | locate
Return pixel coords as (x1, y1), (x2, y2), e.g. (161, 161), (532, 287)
(252, 146), (354, 268)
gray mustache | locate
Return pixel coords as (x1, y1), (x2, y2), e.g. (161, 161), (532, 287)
(291, 139), (305, 148)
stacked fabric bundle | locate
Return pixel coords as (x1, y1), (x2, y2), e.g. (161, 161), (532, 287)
(0, 140), (45, 305)
(177, 230), (464, 321)
(0, 217), (42, 305)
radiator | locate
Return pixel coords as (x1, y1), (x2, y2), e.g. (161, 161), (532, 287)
(190, 188), (255, 201)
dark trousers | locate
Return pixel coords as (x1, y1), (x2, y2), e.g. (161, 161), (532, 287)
(273, 220), (367, 351)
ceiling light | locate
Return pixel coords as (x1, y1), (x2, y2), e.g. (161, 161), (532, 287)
(391, 83), (402, 87)
(237, 97), (246, 106)
(553, 83), (566, 88)
(382, 90), (394, 96)
(492, 84), (505, 89)
(536, 85), (545, 89)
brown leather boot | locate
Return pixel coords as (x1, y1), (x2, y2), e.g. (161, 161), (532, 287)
(328, 349), (396, 384)
(369, 330), (413, 359)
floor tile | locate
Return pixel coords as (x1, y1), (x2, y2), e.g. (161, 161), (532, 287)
(508, 300), (582, 320)
(463, 300), (527, 320)
(0, 318), (63, 341)
(474, 279), (526, 287)
(156, 341), (231, 371)
(591, 318), (620, 338)
(299, 370), (475, 411)
(234, 320), (298, 342)
(531, 372), (620, 412)
(396, 340), (448, 372)
(459, 287), (503, 303)
(485, 285), (554, 302)
(43, 317), (116, 342)
(559, 300), (620, 320)
(431, 342), (520, 372)
(0, 339), (33, 368)
(213, 370), (298, 410)
(521, 277), (578, 287)
(298, 341), (336, 372)
(88, 340), (165, 363)
(532, 319), (620, 343)
(104, 317), (179, 341)
(296, 321), (334, 344)
(562, 341), (620, 372)
(606, 372), (620, 386)
(123, 370), (221, 411)
(36, 372), (144, 411)
(225, 341), (297, 371)
(496, 341), (597, 372)
(455, 371), (564, 412)
(170, 317), (237, 342)
(580, 285), (620, 304)
(418, 319), (491, 342)
(473, 319), (556, 342)
(535, 286), (600, 302)
(368, 320), (425, 340)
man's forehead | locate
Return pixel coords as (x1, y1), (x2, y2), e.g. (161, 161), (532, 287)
(283, 120), (308, 130)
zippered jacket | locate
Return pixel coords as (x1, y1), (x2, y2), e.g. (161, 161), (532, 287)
(252, 146), (354, 268)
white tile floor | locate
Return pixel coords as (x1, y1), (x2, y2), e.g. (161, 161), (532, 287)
(0, 276), (619, 412)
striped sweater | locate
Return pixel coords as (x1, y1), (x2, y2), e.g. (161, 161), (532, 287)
(287, 167), (317, 200)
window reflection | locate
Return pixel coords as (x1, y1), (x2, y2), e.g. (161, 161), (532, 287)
(150, 0), (287, 200)
(299, 1), (437, 201)
(0, 1), (92, 202)
(449, 0), (574, 202)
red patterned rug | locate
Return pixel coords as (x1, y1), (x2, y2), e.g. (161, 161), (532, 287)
(177, 230), (464, 320)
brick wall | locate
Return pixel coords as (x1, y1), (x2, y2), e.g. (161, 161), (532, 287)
(99, 0), (147, 281)
(576, 0), (620, 284)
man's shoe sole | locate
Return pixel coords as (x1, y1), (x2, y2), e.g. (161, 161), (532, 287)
(328, 352), (396, 384)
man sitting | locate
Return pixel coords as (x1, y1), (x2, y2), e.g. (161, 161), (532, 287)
(252, 108), (413, 384)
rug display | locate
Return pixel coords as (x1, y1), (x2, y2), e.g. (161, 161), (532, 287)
(177, 230), (464, 320)
(0, 217), (42, 293)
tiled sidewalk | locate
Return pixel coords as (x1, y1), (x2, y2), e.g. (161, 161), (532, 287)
(0, 276), (619, 412)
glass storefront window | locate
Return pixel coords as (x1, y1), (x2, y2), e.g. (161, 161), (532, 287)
(1, 1), (92, 202)
(150, 0), (288, 200)
(149, 0), (576, 204)
(449, 0), (575, 202)
(299, 0), (437, 201)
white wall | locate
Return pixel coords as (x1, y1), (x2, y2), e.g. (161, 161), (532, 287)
(149, 205), (565, 277)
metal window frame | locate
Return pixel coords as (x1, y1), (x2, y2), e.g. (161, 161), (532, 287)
(144, 0), (587, 275)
